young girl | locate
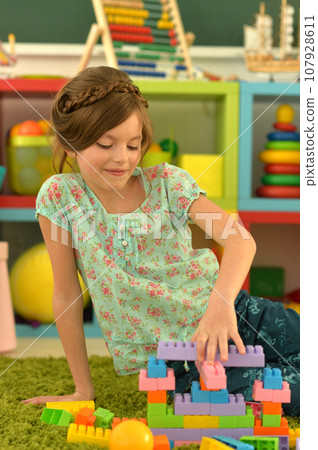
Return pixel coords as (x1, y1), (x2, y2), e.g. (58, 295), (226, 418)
(22, 66), (300, 415)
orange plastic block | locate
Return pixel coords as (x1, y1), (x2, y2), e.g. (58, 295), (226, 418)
(254, 417), (289, 436)
(289, 427), (300, 447)
(75, 407), (96, 427)
(153, 434), (170, 450)
(148, 390), (167, 403)
(200, 376), (219, 392)
(262, 401), (282, 415)
(112, 417), (147, 429)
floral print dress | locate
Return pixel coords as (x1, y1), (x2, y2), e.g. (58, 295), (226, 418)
(35, 163), (219, 376)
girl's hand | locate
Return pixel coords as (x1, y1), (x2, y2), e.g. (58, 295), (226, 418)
(21, 390), (95, 405)
(191, 297), (245, 364)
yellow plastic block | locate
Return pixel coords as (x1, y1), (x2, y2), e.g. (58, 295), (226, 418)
(200, 436), (233, 449)
(67, 423), (111, 447)
(46, 401), (95, 420)
(289, 427), (300, 448)
(184, 415), (219, 428)
(177, 154), (224, 198)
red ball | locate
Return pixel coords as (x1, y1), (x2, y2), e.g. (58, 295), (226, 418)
(18, 120), (43, 136)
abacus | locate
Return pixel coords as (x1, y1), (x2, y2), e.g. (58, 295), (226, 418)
(78, 0), (194, 79)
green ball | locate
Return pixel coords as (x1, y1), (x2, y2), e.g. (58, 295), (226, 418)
(159, 139), (179, 157)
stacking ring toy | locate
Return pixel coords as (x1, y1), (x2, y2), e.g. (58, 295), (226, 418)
(266, 141), (300, 150)
(257, 185), (300, 198)
(259, 150), (300, 164)
(265, 164), (300, 175)
(267, 131), (300, 141)
(262, 174), (300, 186)
(276, 104), (295, 123)
(273, 122), (297, 132)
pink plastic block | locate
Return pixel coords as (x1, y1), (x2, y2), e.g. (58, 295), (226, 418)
(210, 394), (246, 416)
(157, 341), (265, 367)
(195, 360), (227, 390)
(174, 441), (201, 446)
(138, 369), (157, 391)
(174, 393), (210, 415)
(157, 368), (175, 390)
(252, 380), (291, 403)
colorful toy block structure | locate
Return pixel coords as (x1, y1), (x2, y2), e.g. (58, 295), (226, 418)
(138, 340), (296, 449)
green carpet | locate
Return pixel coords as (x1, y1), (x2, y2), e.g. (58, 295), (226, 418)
(0, 356), (299, 450)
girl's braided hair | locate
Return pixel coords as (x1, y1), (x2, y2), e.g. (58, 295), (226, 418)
(51, 66), (152, 174)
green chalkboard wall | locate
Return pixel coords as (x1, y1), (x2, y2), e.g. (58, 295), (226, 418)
(0, 0), (300, 46)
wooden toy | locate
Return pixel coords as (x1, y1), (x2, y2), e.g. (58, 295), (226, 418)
(256, 185), (300, 198)
(78, 0), (194, 79)
(264, 164), (300, 175)
(258, 150), (300, 165)
(267, 131), (300, 142)
(265, 140), (300, 150)
(276, 104), (295, 123)
(261, 174), (300, 186)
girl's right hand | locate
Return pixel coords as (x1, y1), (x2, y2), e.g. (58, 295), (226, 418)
(21, 390), (95, 405)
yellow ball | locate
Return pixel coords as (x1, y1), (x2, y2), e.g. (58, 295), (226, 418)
(10, 243), (90, 323)
(148, 142), (162, 153)
(276, 104), (294, 123)
(109, 421), (154, 450)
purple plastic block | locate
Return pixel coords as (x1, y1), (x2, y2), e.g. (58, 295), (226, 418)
(174, 393), (210, 415)
(150, 428), (201, 440)
(201, 428), (254, 439)
(157, 341), (265, 367)
(296, 437), (300, 450)
(210, 394), (246, 416)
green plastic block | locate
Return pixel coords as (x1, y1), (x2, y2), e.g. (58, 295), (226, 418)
(219, 415), (237, 428)
(240, 436), (279, 450)
(262, 414), (282, 427)
(250, 267), (284, 298)
(219, 408), (255, 429)
(147, 403), (167, 416)
(40, 408), (72, 426)
(92, 407), (114, 428)
(147, 406), (183, 428)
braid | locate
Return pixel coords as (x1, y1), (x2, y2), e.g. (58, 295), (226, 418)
(61, 81), (148, 114)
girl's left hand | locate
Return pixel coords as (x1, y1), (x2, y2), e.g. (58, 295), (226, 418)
(190, 297), (245, 364)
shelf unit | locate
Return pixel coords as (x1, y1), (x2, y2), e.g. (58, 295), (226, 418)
(0, 78), (240, 337)
(238, 81), (300, 212)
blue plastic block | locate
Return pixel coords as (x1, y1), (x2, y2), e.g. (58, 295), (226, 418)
(262, 367), (283, 390)
(214, 435), (254, 449)
(148, 357), (167, 378)
(169, 440), (174, 449)
(191, 381), (210, 403)
(210, 389), (229, 404)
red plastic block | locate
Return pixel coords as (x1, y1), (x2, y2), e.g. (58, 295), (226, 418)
(254, 417), (289, 436)
(75, 408), (96, 427)
(262, 401), (282, 415)
(148, 391), (167, 404)
(252, 380), (291, 403)
(153, 434), (170, 450)
(195, 360), (227, 390)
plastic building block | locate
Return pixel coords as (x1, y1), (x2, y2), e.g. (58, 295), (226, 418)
(157, 341), (265, 367)
(195, 360), (227, 390)
(148, 390), (167, 404)
(148, 357), (167, 378)
(252, 380), (291, 403)
(192, 380), (211, 403)
(262, 368), (283, 390)
(174, 393), (210, 415)
(211, 389), (230, 404)
(40, 408), (72, 426)
(183, 415), (219, 428)
(245, 401), (262, 418)
(147, 406), (183, 428)
(139, 369), (158, 391)
(261, 436), (289, 450)
(210, 394), (246, 416)
(262, 401), (282, 415)
(75, 407), (96, 427)
(92, 407), (114, 428)
(112, 417), (147, 429)
(200, 428), (254, 439)
(67, 423), (111, 447)
(219, 407), (255, 429)
(254, 417), (289, 436)
(46, 400), (95, 419)
(157, 369), (175, 390)
(240, 436), (279, 450)
(153, 434), (170, 450)
(262, 414), (282, 427)
(296, 437), (300, 450)
(148, 403), (167, 416)
(213, 436), (255, 449)
(289, 428), (300, 447)
(150, 428), (201, 440)
(200, 436), (235, 449)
